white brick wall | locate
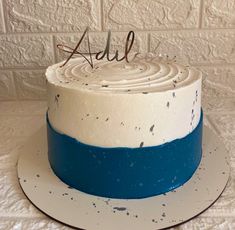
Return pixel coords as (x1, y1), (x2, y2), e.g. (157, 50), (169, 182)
(103, 0), (201, 30)
(0, 0), (234, 100)
(4, 0), (102, 32)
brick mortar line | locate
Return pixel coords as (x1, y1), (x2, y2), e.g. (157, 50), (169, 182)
(204, 112), (235, 115)
(0, 115), (46, 119)
(0, 0), (6, 33)
(0, 114), (45, 117)
(0, 98), (18, 102)
(52, 35), (58, 64)
(0, 28), (235, 37)
(0, 216), (49, 220)
(0, 134), (43, 138)
(100, 0), (104, 31)
(12, 71), (19, 101)
(0, 100), (47, 102)
(0, 98), (47, 102)
(1, 63), (235, 72)
(0, 67), (47, 71)
(198, 0), (204, 29)
(147, 33), (151, 53)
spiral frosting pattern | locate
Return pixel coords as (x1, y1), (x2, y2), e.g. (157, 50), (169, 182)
(47, 57), (201, 94)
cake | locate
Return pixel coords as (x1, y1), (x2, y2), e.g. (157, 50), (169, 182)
(46, 55), (202, 199)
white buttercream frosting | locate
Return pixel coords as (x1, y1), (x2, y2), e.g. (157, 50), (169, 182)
(46, 56), (202, 147)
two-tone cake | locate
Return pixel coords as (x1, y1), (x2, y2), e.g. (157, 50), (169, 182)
(46, 55), (202, 199)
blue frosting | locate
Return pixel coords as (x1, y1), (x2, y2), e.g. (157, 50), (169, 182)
(47, 113), (203, 199)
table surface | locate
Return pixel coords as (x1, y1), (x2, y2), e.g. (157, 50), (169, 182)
(0, 101), (234, 230)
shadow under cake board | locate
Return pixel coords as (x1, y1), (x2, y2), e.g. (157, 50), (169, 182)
(17, 125), (230, 230)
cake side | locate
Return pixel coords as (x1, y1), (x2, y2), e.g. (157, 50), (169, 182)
(46, 57), (202, 148)
(46, 56), (203, 198)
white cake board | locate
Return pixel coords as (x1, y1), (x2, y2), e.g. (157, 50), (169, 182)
(17, 125), (230, 230)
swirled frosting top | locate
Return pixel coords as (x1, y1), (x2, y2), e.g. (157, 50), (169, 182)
(46, 56), (201, 94)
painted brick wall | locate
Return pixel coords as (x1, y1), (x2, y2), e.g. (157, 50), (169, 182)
(0, 0), (234, 100)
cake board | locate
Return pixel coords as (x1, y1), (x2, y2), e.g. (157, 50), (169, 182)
(17, 125), (230, 230)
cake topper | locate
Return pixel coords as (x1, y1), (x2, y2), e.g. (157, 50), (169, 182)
(57, 27), (135, 68)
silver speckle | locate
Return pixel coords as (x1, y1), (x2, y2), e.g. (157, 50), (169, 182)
(113, 207), (127, 211)
(150, 124), (155, 132)
(130, 162), (135, 167)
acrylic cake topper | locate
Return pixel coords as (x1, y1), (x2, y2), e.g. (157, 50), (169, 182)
(57, 27), (137, 68)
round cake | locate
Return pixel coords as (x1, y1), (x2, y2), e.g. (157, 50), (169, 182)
(46, 56), (203, 199)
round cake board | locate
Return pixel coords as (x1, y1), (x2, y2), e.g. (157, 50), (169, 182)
(17, 125), (230, 230)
